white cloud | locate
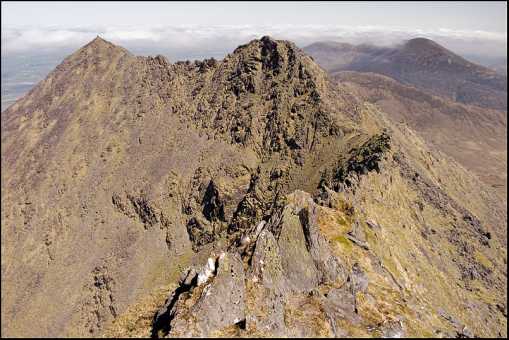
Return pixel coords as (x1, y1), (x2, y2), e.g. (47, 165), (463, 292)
(1, 25), (507, 58)
(2, 28), (95, 53)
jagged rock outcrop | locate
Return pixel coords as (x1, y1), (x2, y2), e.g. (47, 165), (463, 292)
(1, 36), (506, 338)
(152, 152), (507, 337)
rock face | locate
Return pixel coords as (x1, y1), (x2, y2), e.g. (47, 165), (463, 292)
(1, 37), (507, 337)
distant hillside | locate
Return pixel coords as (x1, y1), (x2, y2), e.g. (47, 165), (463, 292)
(462, 55), (507, 76)
(334, 70), (507, 197)
(305, 38), (507, 110)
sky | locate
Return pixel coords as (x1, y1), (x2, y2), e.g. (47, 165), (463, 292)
(2, 1), (507, 31)
(1, 1), (507, 58)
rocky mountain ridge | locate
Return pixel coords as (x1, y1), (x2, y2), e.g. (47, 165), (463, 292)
(1, 36), (507, 338)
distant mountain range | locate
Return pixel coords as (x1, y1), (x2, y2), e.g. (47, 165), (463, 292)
(304, 38), (507, 111)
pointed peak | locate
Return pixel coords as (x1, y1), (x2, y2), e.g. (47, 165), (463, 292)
(83, 35), (118, 50)
(72, 35), (131, 60)
(91, 35), (107, 44)
(258, 35), (301, 54)
(259, 35), (297, 49)
(233, 35), (299, 56)
(260, 35), (276, 44)
(227, 36), (326, 82)
(56, 35), (132, 71)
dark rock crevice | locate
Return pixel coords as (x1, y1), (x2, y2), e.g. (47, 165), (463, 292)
(201, 180), (225, 222)
(151, 271), (198, 338)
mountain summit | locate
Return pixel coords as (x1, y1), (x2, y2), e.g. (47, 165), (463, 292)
(403, 37), (451, 53)
(2, 37), (507, 337)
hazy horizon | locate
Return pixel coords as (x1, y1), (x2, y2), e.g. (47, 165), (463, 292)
(2, 1), (507, 59)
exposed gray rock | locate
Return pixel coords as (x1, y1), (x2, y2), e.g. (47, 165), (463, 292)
(187, 252), (246, 336)
(276, 204), (320, 293)
(299, 201), (347, 284)
(250, 230), (286, 294)
(154, 252), (246, 337)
